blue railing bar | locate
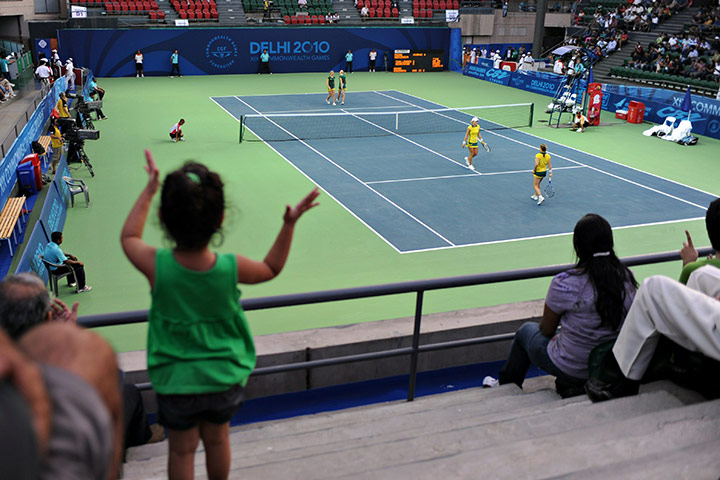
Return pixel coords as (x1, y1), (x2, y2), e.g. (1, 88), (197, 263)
(79, 247), (713, 329)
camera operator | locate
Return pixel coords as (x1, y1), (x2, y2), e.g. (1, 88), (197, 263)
(48, 117), (63, 175)
(88, 77), (105, 101)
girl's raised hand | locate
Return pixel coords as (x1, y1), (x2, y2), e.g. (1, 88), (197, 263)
(144, 149), (160, 194)
(284, 188), (320, 225)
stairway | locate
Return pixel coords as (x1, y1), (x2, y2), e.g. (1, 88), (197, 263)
(123, 378), (720, 479)
(592, 7), (699, 86)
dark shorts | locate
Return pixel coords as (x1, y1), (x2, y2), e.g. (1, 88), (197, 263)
(533, 170), (547, 178)
(156, 384), (244, 431)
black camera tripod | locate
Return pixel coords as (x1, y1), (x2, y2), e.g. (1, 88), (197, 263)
(67, 140), (95, 177)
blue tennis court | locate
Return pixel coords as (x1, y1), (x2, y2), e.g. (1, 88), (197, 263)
(212, 90), (714, 253)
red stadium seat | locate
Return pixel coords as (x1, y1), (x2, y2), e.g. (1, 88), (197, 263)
(195, 8), (202, 16)
(357, 0), (363, 7)
(375, 8), (383, 16)
(391, 7), (398, 15)
(189, 9), (196, 18)
(319, 15), (325, 23)
(413, 8), (419, 15)
(149, 10), (156, 19)
(157, 9), (165, 18)
(179, 9), (187, 17)
(291, 15), (298, 23)
(210, 9), (217, 18)
(283, 14), (290, 22)
(383, 8), (390, 15)
(120, 2), (128, 12)
(452, 0), (459, 8)
(368, 7), (375, 16)
(128, 2), (136, 11)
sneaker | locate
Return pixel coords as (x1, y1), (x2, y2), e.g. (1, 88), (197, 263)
(9, 83), (15, 87)
(482, 376), (499, 388)
(78, 285), (92, 293)
(68, 282), (77, 288)
(180, 138), (185, 141)
(172, 138), (177, 143)
(530, 195), (538, 200)
(464, 156), (469, 166)
(141, 74), (144, 77)
(341, 102), (344, 105)
(333, 102), (336, 106)
(537, 196), (545, 205)
(326, 99), (330, 104)
(468, 164), (475, 170)
(148, 424), (165, 443)
(136, 74), (139, 77)
(170, 75), (174, 78)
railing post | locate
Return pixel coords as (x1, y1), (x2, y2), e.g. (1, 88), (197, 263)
(406, 290), (424, 402)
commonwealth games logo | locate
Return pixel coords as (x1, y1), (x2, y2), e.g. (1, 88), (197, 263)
(205, 35), (238, 69)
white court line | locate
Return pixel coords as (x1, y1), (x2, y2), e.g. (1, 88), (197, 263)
(367, 165), (586, 185)
(234, 96), (456, 250)
(377, 90), (710, 211)
(401, 216), (707, 254)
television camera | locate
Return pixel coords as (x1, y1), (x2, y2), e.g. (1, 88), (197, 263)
(65, 126), (99, 177)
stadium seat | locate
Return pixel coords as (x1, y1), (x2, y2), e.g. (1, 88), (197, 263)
(283, 14), (290, 21)
(149, 9), (157, 18)
(157, 9), (165, 18)
(383, 8), (390, 15)
(188, 9), (195, 17)
(195, 8), (202, 17)
(452, 0), (458, 8)
(319, 14), (325, 22)
(368, 7), (375, 16)
(439, 0), (445, 8)
(391, 7), (398, 15)
(40, 255), (78, 296)
(291, 14), (298, 22)
(179, 9), (187, 17)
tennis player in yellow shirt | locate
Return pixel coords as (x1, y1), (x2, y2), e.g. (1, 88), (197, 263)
(462, 117), (484, 170)
(532, 144), (552, 205)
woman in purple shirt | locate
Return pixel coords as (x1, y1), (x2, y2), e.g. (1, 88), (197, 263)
(495, 214), (638, 395)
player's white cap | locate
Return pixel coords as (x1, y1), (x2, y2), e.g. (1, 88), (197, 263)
(471, 117), (479, 123)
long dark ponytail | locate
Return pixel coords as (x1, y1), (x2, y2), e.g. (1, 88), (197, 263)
(572, 214), (638, 330)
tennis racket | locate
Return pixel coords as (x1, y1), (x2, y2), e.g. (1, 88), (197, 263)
(481, 141), (491, 153)
(544, 179), (555, 198)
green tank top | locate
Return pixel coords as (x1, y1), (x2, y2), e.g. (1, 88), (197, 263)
(147, 249), (256, 394)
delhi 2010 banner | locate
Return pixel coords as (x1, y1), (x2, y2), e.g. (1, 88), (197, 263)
(57, 27), (450, 77)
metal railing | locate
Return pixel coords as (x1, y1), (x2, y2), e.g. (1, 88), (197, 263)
(80, 247), (713, 401)
(0, 92), (44, 159)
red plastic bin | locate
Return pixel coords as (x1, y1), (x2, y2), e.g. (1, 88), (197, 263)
(627, 101), (645, 124)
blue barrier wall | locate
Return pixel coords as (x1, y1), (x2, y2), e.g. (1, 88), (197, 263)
(0, 77), (66, 206)
(57, 27), (451, 77)
(601, 84), (720, 139)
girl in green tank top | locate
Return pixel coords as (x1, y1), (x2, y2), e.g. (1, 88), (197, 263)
(121, 149), (319, 480)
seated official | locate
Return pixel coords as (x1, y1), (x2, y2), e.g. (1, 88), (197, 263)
(43, 231), (92, 293)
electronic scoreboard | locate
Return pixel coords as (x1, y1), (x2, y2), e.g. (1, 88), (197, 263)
(392, 49), (444, 72)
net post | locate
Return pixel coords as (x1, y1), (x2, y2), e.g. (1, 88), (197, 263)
(395, 113), (399, 131)
(529, 103), (534, 127)
(239, 115), (244, 143)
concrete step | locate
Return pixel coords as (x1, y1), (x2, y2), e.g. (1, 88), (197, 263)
(557, 438), (720, 480)
(124, 383), (691, 479)
(355, 397), (720, 479)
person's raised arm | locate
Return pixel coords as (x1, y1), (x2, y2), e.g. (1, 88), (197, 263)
(680, 229), (698, 266)
(120, 149), (160, 287)
(236, 188), (320, 284)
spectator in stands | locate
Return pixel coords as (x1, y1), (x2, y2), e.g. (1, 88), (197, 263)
(470, 47), (477, 64)
(0, 321), (123, 480)
(0, 76), (15, 98)
(298, 0), (307, 9)
(360, 4), (369, 16)
(43, 231), (92, 292)
(0, 273), (165, 454)
(679, 198), (720, 284)
(134, 49), (144, 78)
(258, 49), (272, 74)
(502, 0), (508, 16)
(489, 214), (638, 397)
(586, 265), (720, 401)
(170, 118), (185, 142)
(89, 77), (105, 101)
(65, 58), (76, 90)
(57, 92), (70, 119)
(553, 56), (565, 74)
(35, 58), (52, 87)
(492, 50), (502, 68)
(170, 49), (182, 78)
(120, 150), (319, 480)
(481, 46), (488, 58)
(0, 51), (15, 81)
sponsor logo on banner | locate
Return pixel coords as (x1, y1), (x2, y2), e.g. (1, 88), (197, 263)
(484, 68), (511, 85)
(248, 40), (331, 62)
(206, 35), (238, 69)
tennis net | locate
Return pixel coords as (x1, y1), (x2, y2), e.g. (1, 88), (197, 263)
(239, 103), (534, 143)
